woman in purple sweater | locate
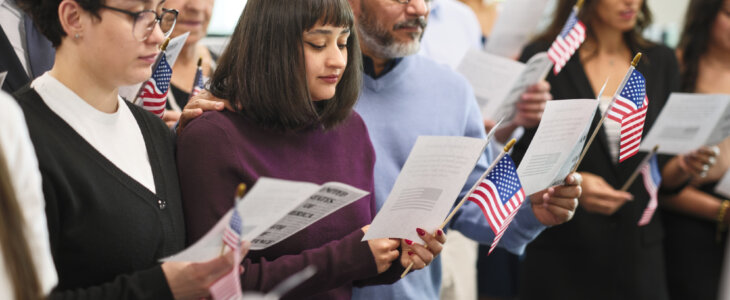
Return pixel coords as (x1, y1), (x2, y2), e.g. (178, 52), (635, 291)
(176, 0), (445, 298)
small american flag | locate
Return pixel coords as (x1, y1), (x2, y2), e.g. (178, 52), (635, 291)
(637, 154), (661, 226)
(210, 209), (244, 300)
(138, 54), (172, 118)
(547, 8), (586, 75)
(467, 154), (526, 254)
(608, 69), (649, 162)
(190, 64), (204, 99)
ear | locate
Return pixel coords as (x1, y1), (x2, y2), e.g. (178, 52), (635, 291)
(57, 0), (85, 39)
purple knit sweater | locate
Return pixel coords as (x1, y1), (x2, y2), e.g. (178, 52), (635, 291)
(177, 110), (401, 299)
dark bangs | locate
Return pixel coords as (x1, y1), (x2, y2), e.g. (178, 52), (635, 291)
(208, 0), (362, 132)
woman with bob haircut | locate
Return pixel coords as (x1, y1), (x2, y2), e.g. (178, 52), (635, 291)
(661, 0), (730, 299)
(14, 0), (245, 298)
(177, 0), (445, 298)
(510, 0), (713, 299)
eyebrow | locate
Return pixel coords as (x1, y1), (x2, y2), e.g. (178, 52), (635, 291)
(305, 28), (351, 36)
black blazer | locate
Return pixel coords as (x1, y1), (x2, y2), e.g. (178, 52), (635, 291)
(513, 42), (679, 300)
(0, 27), (30, 93)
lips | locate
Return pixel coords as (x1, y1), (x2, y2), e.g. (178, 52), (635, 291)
(139, 53), (158, 64)
(319, 75), (339, 84)
(619, 10), (636, 20)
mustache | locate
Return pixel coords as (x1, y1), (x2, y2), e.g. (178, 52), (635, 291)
(393, 17), (427, 30)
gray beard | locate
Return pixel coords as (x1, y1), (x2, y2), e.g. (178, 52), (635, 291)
(357, 4), (423, 59)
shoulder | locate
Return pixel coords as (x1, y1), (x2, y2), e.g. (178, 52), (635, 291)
(125, 101), (172, 137)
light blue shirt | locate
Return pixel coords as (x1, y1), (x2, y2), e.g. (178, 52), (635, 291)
(352, 55), (545, 300)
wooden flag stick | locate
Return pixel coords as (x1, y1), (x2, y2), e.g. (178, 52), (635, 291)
(570, 53), (643, 173)
(620, 145), (659, 192)
(132, 38), (171, 105)
(220, 183), (248, 256)
(400, 139), (517, 278)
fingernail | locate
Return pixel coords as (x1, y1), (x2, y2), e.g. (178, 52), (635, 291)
(437, 229), (443, 236)
(416, 228), (426, 236)
(405, 239), (413, 245)
(408, 251), (414, 256)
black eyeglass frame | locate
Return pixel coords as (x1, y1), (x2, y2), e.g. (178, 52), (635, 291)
(99, 5), (179, 41)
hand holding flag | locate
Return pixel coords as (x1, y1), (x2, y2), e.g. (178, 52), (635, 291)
(210, 184), (248, 300)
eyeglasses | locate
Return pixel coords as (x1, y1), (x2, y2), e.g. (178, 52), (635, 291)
(100, 5), (178, 41)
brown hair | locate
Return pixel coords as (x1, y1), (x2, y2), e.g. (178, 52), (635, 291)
(208, 0), (362, 132)
(17, 0), (105, 47)
(677, 0), (726, 92)
(535, 0), (654, 59)
(0, 146), (43, 300)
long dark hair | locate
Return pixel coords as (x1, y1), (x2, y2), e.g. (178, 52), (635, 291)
(0, 146), (43, 300)
(209, 0), (362, 132)
(678, 0), (726, 92)
(535, 0), (654, 59)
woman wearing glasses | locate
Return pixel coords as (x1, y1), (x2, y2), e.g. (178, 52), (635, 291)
(14, 0), (241, 298)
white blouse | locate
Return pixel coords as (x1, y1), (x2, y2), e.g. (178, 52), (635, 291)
(599, 96), (621, 164)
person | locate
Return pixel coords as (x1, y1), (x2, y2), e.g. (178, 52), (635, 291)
(14, 0), (245, 298)
(660, 0), (730, 299)
(0, 0), (54, 93)
(512, 0), (708, 299)
(159, 0), (216, 126)
(177, 0), (445, 299)
(417, 1), (552, 299)
(344, 0), (580, 299)
(0, 90), (57, 300)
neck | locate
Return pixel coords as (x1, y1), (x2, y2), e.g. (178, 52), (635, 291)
(361, 46), (392, 77)
(585, 22), (627, 54)
(49, 46), (119, 113)
(177, 42), (198, 65)
(704, 43), (730, 70)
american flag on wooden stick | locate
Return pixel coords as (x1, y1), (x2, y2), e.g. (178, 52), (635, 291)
(637, 154), (661, 226)
(210, 209), (244, 300)
(607, 69), (649, 162)
(138, 53), (172, 118)
(547, 5), (586, 75)
(467, 154), (526, 254)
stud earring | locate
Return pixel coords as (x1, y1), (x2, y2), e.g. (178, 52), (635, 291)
(74, 33), (81, 39)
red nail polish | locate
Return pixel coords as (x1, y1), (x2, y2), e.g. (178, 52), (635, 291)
(405, 239), (413, 245)
(417, 228), (426, 236)
(408, 251), (414, 256)
(437, 229), (443, 236)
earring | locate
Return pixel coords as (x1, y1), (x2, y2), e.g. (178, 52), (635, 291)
(74, 33), (81, 39)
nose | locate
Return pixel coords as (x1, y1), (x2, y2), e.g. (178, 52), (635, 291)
(326, 46), (347, 70)
(185, 0), (205, 12)
(147, 20), (166, 46)
(405, 0), (429, 17)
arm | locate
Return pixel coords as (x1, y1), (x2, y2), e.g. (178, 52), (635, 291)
(661, 186), (729, 224)
(176, 117), (388, 296)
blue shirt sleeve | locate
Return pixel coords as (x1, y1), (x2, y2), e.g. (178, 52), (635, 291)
(447, 89), (545, 255)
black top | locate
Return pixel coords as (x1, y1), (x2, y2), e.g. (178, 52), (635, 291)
(513, 41), (679, 300)
(14, 86), (185, 300)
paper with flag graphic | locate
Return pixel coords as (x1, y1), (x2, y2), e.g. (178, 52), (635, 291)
(607, 69), (649, 162)
(484, 0), (550, 59)
(163, 178), (368, 262)
(457, 50), (553, 122)
(640, 93), (730, 154)
(467, 154), (526, 254)
(637, 154), (661, 226)
(517, 99), (598, 195)
(547, 6), (586, 75)
(209, 208), (244, 300)
(119, 32), (190, 101)
(363, 136), (488, 242)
